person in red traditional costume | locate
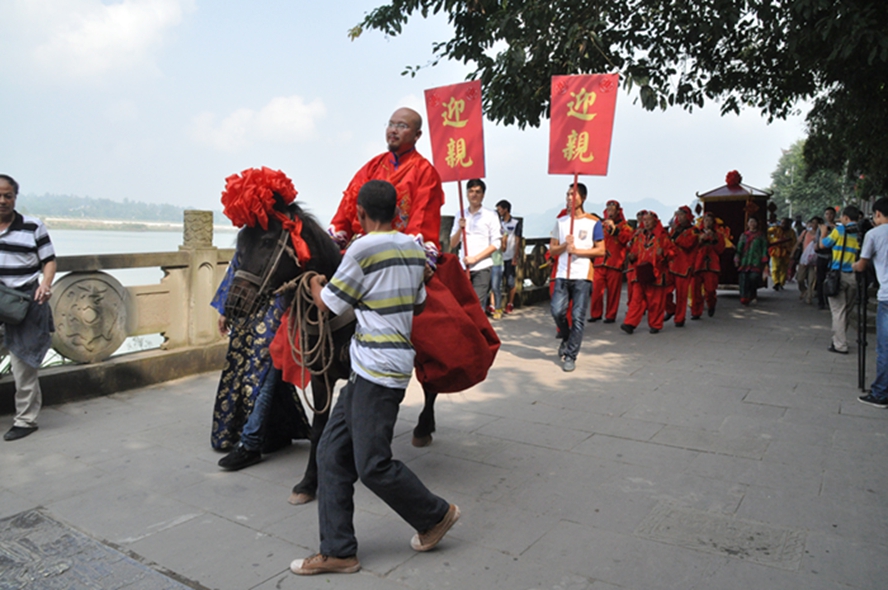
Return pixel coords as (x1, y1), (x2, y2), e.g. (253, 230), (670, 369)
(327, 107), (499, 447)
(621, 211), (675, 334)
(690, 212), (727, 319)
(664, 206), (699, 327)
(625, 209), (648, 306)
(588, 200), (634, 324)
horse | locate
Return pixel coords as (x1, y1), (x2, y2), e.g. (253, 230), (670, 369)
(223, 196), (438, 504)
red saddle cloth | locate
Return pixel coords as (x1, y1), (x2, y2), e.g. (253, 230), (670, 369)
(270, 253), (499, 394)
(413, 253), (500, 393)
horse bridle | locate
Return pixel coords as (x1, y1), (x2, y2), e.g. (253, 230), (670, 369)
(228, 220), (299, 321)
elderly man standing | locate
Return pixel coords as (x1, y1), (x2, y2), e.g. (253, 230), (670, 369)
(0, 174), (56, 441)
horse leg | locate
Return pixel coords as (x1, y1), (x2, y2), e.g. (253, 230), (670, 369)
(412, 385), (437, 447)
(288, 375), (331, 505)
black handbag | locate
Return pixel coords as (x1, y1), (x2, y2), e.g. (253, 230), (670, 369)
(0, 283), (31, 325)
(823, 232), (847, 298)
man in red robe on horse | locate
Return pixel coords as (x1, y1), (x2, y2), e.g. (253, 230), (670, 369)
(327, 107), (499, 446)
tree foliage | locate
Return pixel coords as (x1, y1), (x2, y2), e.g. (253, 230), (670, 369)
(351, 0), (888, 192)
(769, 140), (852, 220)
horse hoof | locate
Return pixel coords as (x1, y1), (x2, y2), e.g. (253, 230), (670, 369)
(412, 434), (433, 448)
(288, 492), (315, 505)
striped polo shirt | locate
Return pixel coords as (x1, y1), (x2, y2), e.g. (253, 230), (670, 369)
(822, 223), (860, 272)
(0, 212), (56, 288)
(321, 230), (426, 389)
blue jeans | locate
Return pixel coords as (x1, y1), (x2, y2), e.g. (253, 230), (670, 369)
(317, 373), (449, 557)
(240, 367), (280, 451)
(490, 264), (503, 309)
(872, 300), (888, 400)
(550, 278), (592, 361)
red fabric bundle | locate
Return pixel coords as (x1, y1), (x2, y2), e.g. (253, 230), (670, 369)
(412, 253), (500, 393)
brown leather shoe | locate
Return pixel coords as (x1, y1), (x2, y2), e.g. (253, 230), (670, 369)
(290, 553), (360, 575)
(411, 504), (460, 552)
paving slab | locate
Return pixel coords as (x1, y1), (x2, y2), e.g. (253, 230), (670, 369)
(1, 286), (886, 589)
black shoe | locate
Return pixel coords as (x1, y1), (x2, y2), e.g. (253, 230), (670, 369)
(558, 340), (567, 359)
(707, 307), (715, 317)
(261, 435), (292, 454)
(603, 318), (615, 324)
(620, 323), (635, 335)
(664, 312), (674, 322)
(827, 344), (849, 355)
(218, 443), (262, 471)
(690, 316), (701, 320)
(649, 328), (660, 334)
(675, 321), (685, 327)
(4, 425), (38, 441)
(858, 393), (888, 408)
(588, 316), (601, 322)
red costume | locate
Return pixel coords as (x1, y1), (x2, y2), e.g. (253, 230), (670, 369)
(664, 207), (699, 326)
(590, 201), (634, 322)
(324, 149), (498, 393)
(623, 214), (674, 332)
(691, 219), (727, 318)
(329, 150), (444, 258)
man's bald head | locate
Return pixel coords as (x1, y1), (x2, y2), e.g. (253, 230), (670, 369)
(386, 107), (423, 155)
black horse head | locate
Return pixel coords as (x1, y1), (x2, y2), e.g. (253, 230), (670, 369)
(224, 195), (342, 323)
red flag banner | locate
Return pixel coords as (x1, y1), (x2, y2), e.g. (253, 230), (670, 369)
(548, 74), (619, 176)
(424, 80), (486, 182)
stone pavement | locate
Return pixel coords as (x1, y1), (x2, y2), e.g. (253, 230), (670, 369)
(1, 286), (886, 589)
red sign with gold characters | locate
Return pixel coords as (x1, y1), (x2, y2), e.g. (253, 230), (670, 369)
(424, 80), (485, 182)
(548, 74), (619, 176)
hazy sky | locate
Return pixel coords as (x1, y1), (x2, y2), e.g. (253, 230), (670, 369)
(1, 1), (807, 226)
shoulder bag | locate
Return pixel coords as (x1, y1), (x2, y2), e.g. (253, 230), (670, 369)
(823, 231), (847, 298)
(0, 283), (31, 325)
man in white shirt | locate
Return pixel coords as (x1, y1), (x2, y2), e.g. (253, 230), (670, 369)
(853, 197), (888, 408)
(450, 179), (503, 306)
(550, 183), (605, 372)
(496, 199), (522, 314)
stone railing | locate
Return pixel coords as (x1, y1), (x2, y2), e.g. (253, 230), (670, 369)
(1, 211), (234, 413)
(1, 212), (555, 413)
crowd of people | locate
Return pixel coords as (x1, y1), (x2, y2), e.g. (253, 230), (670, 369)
(3, 105), (887, 581)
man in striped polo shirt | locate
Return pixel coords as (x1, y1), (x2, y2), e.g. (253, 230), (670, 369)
(291, 180), (458, 576)
(0, 174), (56, 441)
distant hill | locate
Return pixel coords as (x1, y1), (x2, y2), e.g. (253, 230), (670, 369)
(18, 194), (226, 224)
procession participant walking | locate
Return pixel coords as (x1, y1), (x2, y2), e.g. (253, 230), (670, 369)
(292, 180), (458, 576)
(550, 183), (605, 371)
(496, 199), (522, 314)
(589, 200), (634, 323)
(0, 174), (56, 442)
(664, 206), (699, 327)
(768, 217), (796, 290)
(450, 178), (502, 307)
(690, 212), (725, 319)
(735, 217), (769, 306)
(621, 211), (674, 334)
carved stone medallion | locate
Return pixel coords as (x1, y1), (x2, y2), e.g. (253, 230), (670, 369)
(51, 272), (128, 363)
